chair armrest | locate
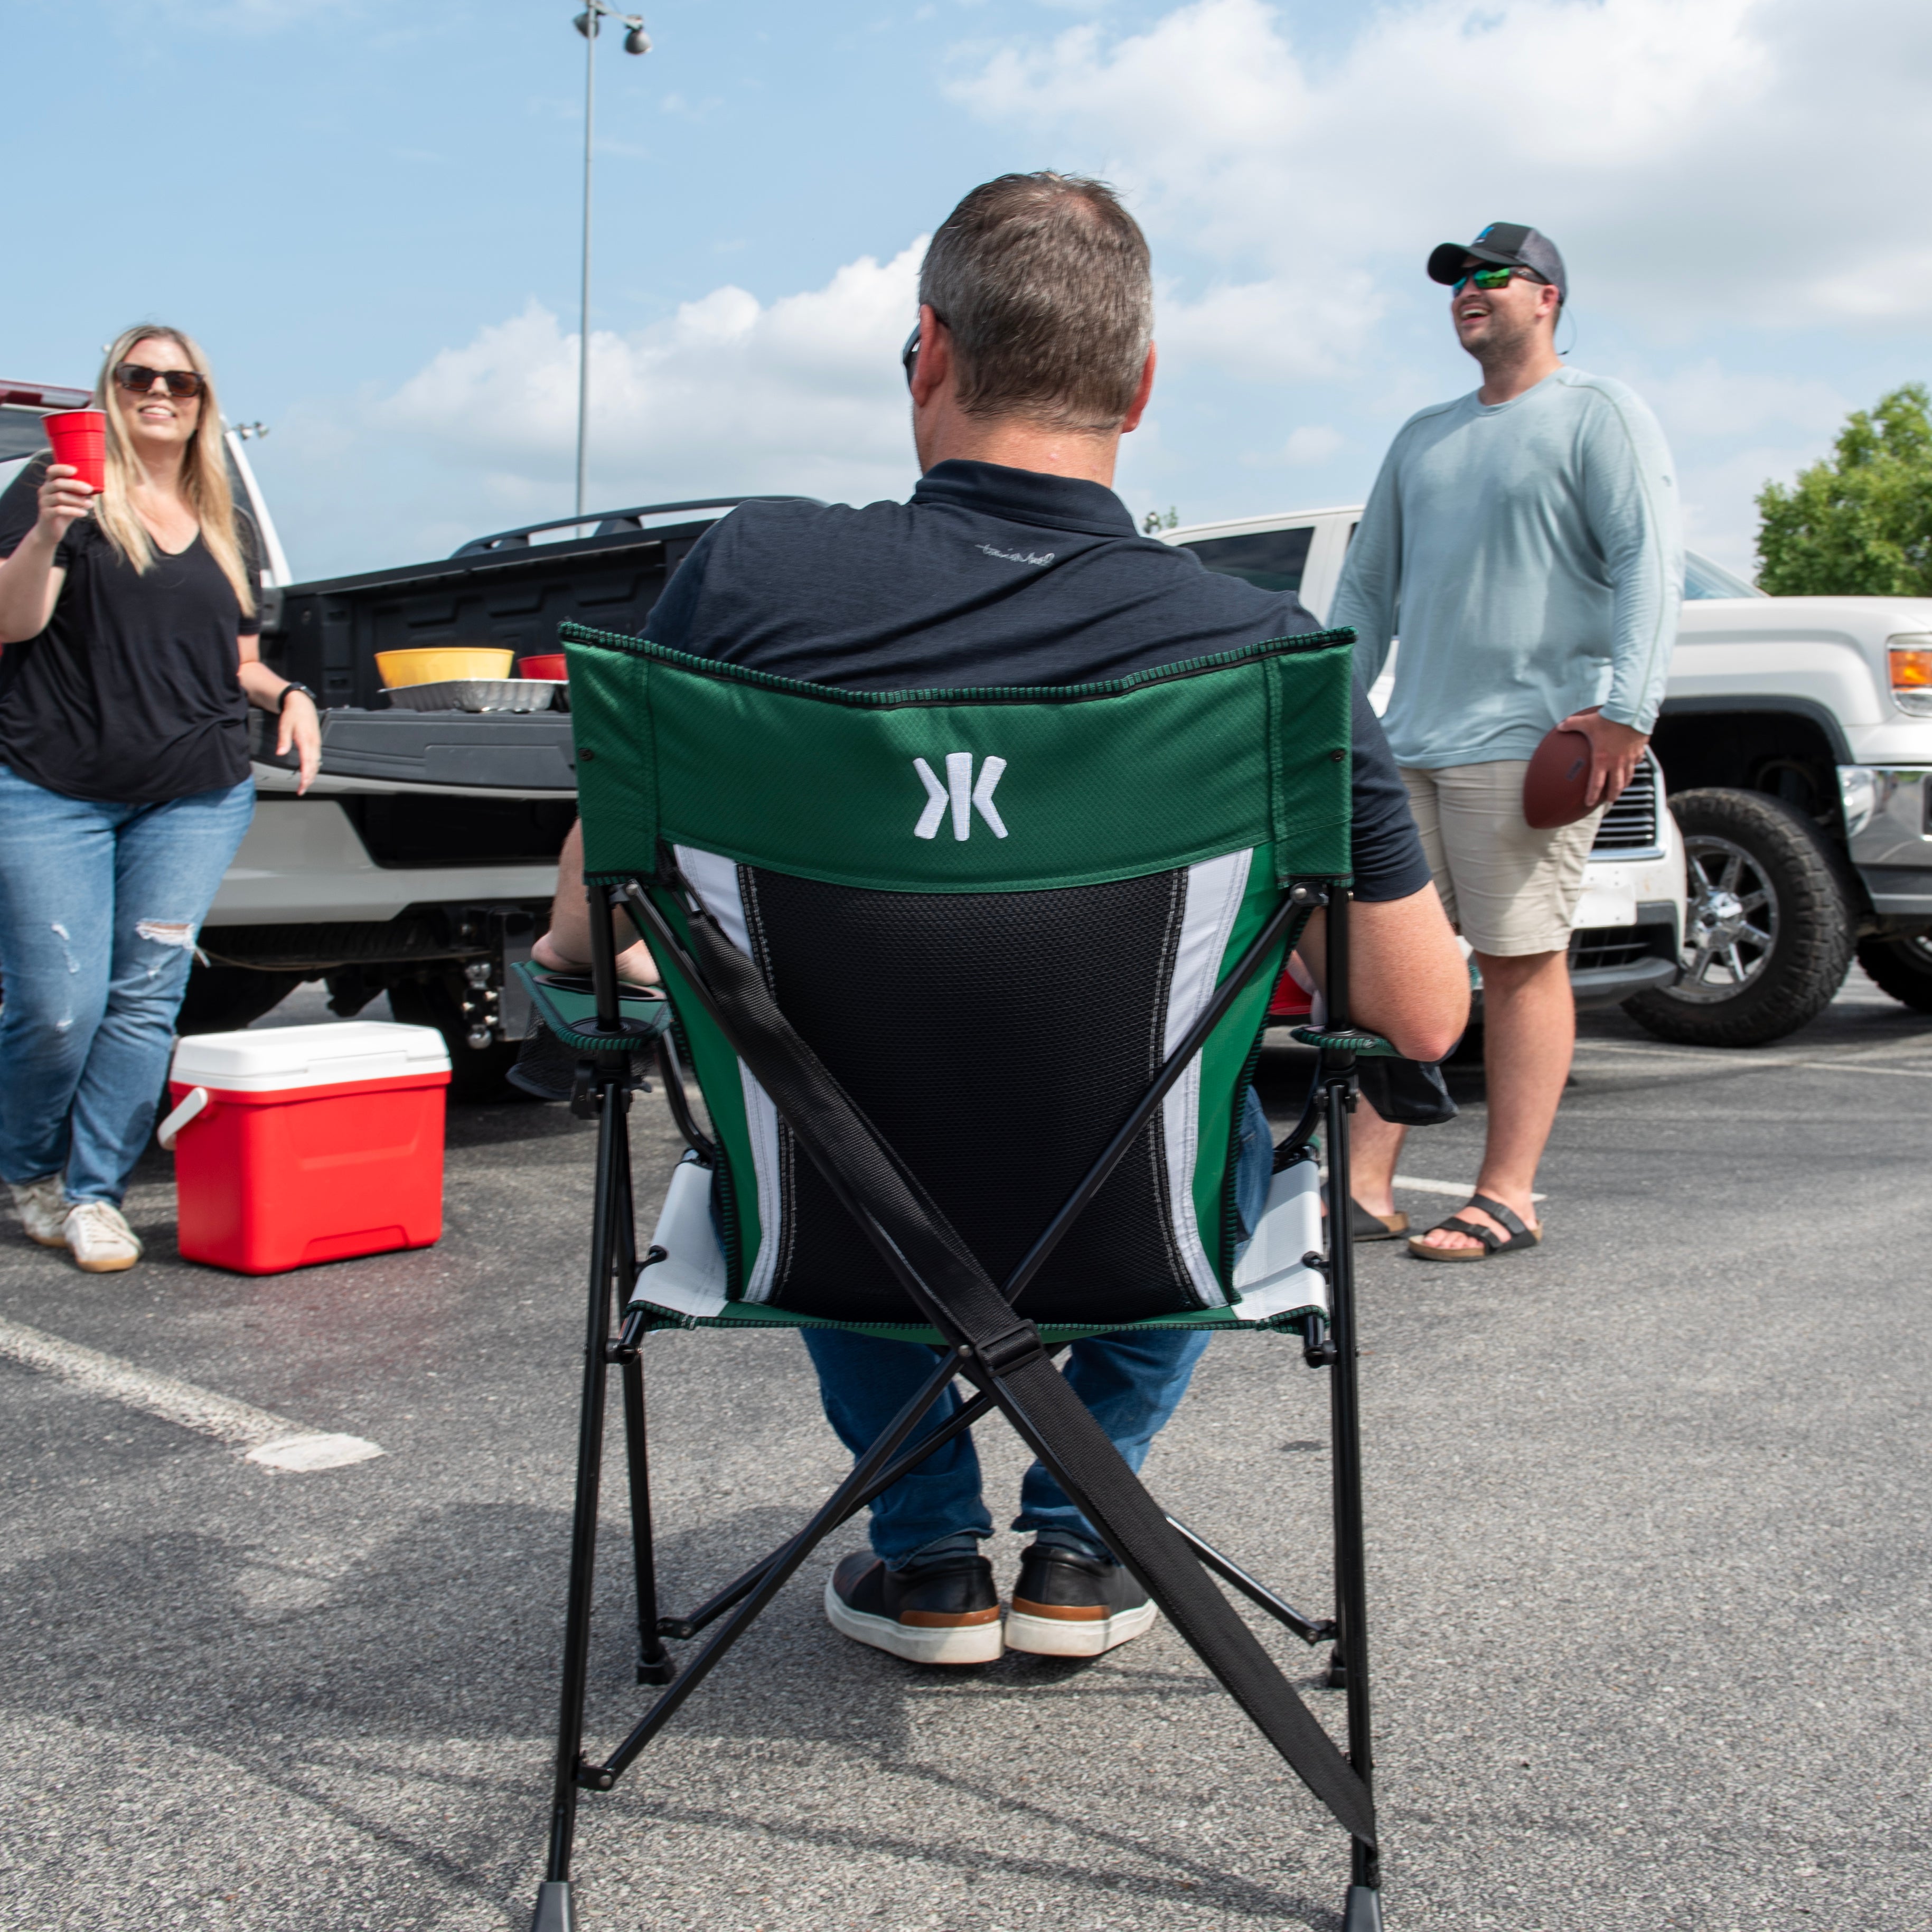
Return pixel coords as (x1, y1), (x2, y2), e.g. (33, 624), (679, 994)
(512, 961), (674, 1054)
(1288, 1025), (1401, 1058)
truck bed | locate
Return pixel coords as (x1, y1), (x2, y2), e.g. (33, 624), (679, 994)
(262, 511), (722, 710)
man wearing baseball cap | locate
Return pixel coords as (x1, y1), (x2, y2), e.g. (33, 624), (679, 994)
(1330, 222), (1682, 1260)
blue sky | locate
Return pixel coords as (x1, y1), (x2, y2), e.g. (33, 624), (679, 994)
(7, 0), (1930, 582)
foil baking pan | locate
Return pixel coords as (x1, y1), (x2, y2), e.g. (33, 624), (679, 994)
(383, 679), (560, 714)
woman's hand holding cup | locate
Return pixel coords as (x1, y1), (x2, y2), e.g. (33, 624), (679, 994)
(37, 463), (97, 542)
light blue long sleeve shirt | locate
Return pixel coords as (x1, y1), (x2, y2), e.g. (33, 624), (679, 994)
(1329, 367), (1682, 770)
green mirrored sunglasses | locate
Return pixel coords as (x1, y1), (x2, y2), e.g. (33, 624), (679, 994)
(1452, 265), (1543, 293)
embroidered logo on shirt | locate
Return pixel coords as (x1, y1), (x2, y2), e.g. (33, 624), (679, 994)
(913, 754), (1008, 841)
(977, 543), (1055, 567)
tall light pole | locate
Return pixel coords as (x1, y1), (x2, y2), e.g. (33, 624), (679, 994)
(572, 2), (651, 522)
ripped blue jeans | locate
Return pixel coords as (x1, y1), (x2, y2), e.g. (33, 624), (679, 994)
(0, 765), (255, 1205)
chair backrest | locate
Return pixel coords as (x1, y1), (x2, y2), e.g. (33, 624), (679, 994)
(565, 621), (1354, 1329)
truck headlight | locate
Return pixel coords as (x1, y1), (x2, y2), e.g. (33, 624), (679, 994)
(1888, 635), (1932, 716)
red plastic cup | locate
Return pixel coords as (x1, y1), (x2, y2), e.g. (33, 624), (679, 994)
(519, 653), (568, 680)
(43, 409), (107, 493)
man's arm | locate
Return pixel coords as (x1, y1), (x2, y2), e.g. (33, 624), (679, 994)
(1565, 383), (1683, 805)
(1296, 887), (1468, 1065)
(1326, 441), (1404, 686)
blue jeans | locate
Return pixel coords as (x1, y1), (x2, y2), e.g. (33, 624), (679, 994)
(802, 1087), (1274, 1568)
(0, 766), (255, 1205)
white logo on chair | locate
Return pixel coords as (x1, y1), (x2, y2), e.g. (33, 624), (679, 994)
(913, 753), (1008, 841)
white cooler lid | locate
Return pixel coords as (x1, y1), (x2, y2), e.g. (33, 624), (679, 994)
(171, 1020), (453, 1093)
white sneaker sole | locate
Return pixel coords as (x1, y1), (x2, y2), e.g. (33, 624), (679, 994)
(70, 1246), (139, 1273)
(1004, 1599), (1159, 1658)
(823, 1577), (1005, 1665)
(27, 1229), (69, 1249)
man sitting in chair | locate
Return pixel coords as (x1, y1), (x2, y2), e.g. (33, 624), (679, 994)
(541, 172), (1469, 1666)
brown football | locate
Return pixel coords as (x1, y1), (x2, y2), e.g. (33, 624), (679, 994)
(1522, 727), (1594, 829)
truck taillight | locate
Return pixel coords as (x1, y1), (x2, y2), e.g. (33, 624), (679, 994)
(1888, 637), (1932, 717)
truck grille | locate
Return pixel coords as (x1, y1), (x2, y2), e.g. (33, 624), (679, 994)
(1570, 927), (1661, 972)
(1590, 756), (1661, 854)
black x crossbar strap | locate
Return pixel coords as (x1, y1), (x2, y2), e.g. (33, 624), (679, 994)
(630, 872), (1377, 1850)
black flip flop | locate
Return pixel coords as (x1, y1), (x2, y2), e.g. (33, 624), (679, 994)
(1407, 1192), (1541, 1263)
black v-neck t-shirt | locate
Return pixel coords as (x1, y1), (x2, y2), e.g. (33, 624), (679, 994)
(0, 455), (260, 803)
(646, 460), (1431, 902)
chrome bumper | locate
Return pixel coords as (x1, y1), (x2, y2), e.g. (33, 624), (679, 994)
(1841, 766), (1932, 919)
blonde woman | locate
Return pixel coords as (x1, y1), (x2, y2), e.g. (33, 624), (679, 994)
(0, 326), (320, 1272)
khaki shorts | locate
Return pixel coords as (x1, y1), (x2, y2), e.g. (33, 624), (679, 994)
(1400, 762), (1607, 958)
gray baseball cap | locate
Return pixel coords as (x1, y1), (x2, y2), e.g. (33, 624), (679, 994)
(1427, 222), (1567, 302)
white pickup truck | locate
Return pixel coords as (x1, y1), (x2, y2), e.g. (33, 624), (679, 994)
(1164, 507), (1932, 1045)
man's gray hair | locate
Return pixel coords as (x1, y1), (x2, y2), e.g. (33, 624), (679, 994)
(918, 172), (1153, 433)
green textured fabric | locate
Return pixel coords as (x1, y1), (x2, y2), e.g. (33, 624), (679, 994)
(568, 621), (1357, 1315)
(564, 622), (1354, 892)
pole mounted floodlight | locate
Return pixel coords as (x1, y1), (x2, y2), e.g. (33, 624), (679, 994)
(572, 0), (650, 523)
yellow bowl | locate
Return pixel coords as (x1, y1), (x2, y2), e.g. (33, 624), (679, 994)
(376, 647), (515, 688)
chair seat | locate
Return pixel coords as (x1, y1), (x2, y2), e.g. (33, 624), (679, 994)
(629, 1155), (1328, 1344)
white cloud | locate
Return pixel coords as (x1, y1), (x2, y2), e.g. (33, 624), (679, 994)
(1157, 275), (1381, 381)
(265, 243), (927, 573)
(386, 241), (925, 509)
(937, 0), (1926, 567)
(1282, 424), (1343, 466)
(1630, 361), (1847, 445)
(950, 0), (1932, 331)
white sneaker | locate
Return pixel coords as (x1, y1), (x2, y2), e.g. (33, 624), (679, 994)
(63, 1202), (143, 1273)
(9, 1177), (70, 1248)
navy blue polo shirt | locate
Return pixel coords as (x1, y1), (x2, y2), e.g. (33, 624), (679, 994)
(648, 459), (1431, 902)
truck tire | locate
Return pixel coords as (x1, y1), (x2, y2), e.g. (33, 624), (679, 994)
(388, 978), (521, 1102)
(1624, 787), (1854, 1048)
(1855, 931), (1932, 1012)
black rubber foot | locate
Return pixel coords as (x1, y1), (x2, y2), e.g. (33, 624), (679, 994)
(1342, 1881), (1383, 1931)
(1326, 1658), (1347, 1690)
(532, 1879), (574, 1932)
(636, 1653), (677, 1686)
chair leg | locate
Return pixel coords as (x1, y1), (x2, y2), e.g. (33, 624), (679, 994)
(587, 1354), (965, 1786)
(1343, 1882), (1385, 1931)
(535, 1063), (633, 1926)
(1324, 1068), (1381, 1908)
(606, 1096), (675, 1687)
(619, 1349), (674, 1685)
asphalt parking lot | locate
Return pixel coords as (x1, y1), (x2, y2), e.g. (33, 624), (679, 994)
(4, 974), (1930, 1932)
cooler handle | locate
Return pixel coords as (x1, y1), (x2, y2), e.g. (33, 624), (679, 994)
(157, 1086), (210, 1150)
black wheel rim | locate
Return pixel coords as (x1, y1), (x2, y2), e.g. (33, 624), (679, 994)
(1673, 832), (1778, 1003)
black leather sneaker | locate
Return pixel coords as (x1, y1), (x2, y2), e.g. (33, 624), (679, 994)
(825, 1551), (1003, 1665)
(1006, 1543), (1158, 1657)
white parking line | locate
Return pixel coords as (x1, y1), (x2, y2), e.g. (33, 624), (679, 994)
(1799, 1061), (1932, 1078)
(0, 1316), (383, 1471)
(1573, 1046), (1932, 1082)
(1321, 1170), (1545, 1202)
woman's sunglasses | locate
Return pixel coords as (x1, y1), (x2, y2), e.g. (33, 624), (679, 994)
(114, 363), (207, 399)
(1452, 265), (1545, 294)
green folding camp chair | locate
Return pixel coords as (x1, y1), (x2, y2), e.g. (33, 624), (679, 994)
(528, 616), (1401, 1930)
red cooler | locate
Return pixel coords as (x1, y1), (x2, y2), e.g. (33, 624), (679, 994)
(162, 1021), (453, 1274)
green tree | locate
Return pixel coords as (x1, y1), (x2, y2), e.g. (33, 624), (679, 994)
(1756, 383), (1932, 595)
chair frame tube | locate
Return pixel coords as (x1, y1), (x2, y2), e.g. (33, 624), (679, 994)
(533, 877), (1383, 1931)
